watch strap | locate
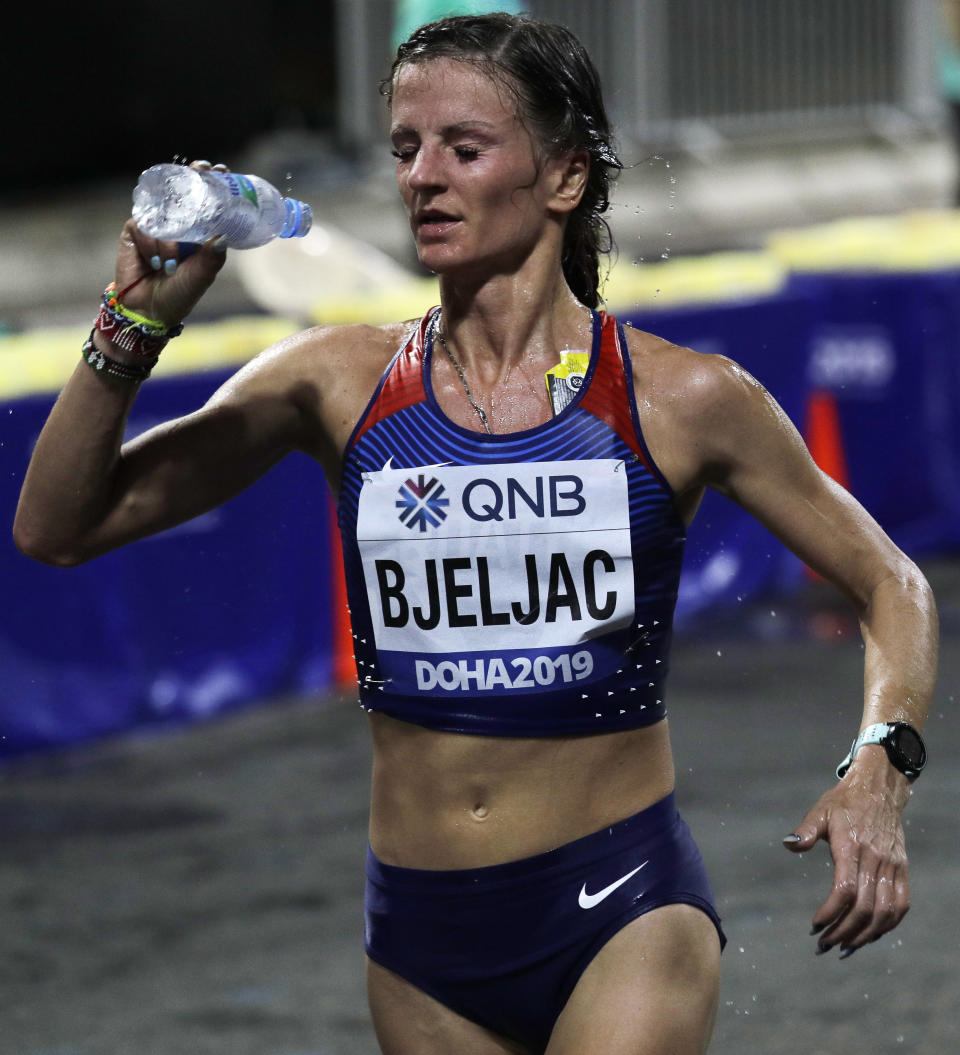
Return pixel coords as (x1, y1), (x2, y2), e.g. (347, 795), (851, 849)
(836, 722), (925, 780)
(836, 723), (890, 780)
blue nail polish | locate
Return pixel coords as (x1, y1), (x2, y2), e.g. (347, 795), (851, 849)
(164, 258), (178, 276)
(839, 947), (857, 960)
(150, 255), (162, 271)
(815, 943), (831, 955)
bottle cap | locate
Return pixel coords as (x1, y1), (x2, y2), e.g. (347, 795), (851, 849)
(281, 198), (313, 239)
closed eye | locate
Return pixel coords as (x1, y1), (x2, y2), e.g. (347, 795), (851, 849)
(392, 146), (481, 162)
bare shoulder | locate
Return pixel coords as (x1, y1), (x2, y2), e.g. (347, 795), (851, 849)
(211, 320), (413, 401)
(620, 323), (794, 494)
(192, 318), (417, 476)
(621, 323), (764, 423)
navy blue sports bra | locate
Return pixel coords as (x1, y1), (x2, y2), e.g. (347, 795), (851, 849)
(337, 309), (686, 736)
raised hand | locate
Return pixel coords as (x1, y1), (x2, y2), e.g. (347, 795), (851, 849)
(112, 160), (230, 332)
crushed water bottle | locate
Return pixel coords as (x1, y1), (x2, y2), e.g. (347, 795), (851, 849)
(132, 163), (313, 249)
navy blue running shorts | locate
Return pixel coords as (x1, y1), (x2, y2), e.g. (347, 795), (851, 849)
(364, 791), (725, 1053)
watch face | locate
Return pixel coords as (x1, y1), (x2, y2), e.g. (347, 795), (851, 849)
(890, 724), (926, 769)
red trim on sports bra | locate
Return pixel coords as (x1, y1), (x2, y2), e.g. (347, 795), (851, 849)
(351, 310), (652, 474)
(351, 313), (431, 446)
(579, 313), (652, 473)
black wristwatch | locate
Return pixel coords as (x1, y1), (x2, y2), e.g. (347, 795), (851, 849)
(836, 722), (926, 781)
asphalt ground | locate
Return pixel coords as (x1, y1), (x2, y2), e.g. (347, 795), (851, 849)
(1, 563), (957, 1055)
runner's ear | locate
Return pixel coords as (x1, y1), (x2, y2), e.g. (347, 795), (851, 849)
(548, 150), (589, 215)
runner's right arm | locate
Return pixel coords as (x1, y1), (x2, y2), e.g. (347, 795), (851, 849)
(14, 338), (319, 566)
(13, 218), (317, 565)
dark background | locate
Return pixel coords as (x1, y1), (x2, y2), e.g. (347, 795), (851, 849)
(0, 2), (338, 200)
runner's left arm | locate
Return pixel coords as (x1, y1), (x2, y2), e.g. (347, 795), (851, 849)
(680, 353), (937, 959)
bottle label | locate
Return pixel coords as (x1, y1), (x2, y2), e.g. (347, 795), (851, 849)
(216, 172), (259, 207)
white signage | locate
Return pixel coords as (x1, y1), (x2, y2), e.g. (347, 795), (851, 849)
(356, 460), (634, 669)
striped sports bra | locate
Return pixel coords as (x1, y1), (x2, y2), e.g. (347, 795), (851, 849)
(336, 308), (686, 736)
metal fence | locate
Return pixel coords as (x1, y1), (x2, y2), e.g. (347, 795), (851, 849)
(335, 0), (944, 155)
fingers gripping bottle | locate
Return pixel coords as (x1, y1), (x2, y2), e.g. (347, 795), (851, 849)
(132, 163), (313, 249)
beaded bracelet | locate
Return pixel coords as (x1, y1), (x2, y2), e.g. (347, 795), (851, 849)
(94, 279), (184, 359)
(81, 330), (157, 384)
(94, 304), (171, 358)
(102, 280), (180, 335)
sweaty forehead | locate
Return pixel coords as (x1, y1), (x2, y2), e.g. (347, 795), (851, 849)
(390, 58), (520, 128)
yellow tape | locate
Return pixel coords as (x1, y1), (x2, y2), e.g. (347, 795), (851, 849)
(601, 251), (786, 310)
(0, 316), (299, 402)
(7, 207), (960, 404)
(767, 209), (960, 272)
(308, 277), (440, 325)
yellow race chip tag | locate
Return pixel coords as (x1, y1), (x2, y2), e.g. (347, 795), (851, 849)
(545, 351), (590, 416)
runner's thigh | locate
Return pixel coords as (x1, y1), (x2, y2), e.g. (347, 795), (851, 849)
(367, 958), (531, 1055)
(546, 903), (721, 1055)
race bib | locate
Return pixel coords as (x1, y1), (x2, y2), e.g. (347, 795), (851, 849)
(356, 460), (634, 695)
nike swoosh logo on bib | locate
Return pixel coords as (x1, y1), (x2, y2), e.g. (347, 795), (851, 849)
(578, 860), (649, 910)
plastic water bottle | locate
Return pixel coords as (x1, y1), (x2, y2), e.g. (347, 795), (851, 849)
(132, 163), (313, 249)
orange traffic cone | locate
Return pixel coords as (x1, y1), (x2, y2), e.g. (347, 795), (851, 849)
(803, 389), (851, 584)
(805, 389), (850, 491)
(329, 496), (356, 686)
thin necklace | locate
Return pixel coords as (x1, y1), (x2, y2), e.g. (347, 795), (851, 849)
(434, 312), (493, 435)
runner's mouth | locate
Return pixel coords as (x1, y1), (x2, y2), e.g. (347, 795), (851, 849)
(417, 210), (460, 229)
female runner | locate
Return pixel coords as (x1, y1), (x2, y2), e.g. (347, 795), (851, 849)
(15, 13), (936, 1055)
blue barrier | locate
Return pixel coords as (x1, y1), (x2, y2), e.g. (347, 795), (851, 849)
(625, 282), (817, 623)
(3, 266), (960, 759)
(1, 370), (335, 759)
(787, 270), (960, 554)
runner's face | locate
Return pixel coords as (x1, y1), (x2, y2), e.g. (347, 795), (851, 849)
(390, 58), (558, 276)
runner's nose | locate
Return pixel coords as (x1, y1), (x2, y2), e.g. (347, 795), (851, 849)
(407, 144), (447, 192)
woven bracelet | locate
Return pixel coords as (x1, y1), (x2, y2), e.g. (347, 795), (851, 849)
(95, 280), (184, 358)
(103, 281), (183, 336)
(94, 304), (172, 358)
(81, 331), (157, 384)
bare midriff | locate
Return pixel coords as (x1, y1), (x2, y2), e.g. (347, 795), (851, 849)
(367, 712), (676, 870)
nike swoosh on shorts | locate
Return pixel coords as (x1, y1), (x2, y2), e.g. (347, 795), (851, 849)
(578, 860), (649, 910)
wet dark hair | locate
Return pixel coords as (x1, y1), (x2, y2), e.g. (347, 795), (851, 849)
(381, 13), (622, 309)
